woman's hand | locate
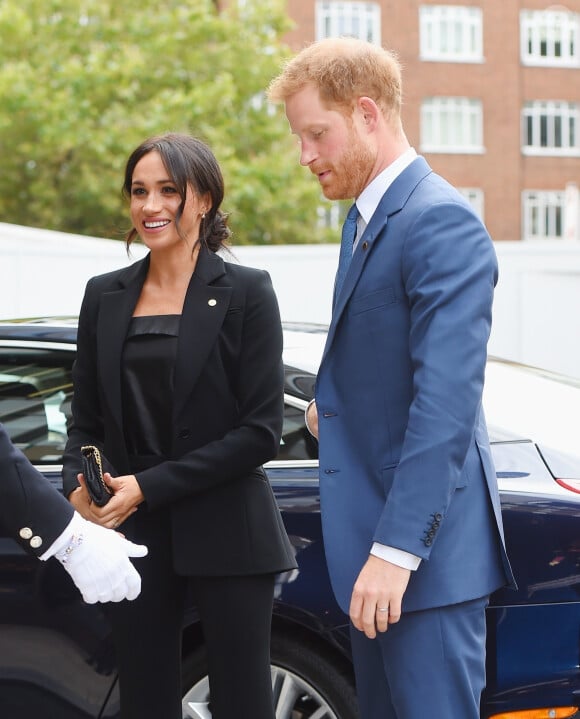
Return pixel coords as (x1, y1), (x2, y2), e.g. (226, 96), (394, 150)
(70, 473), (144, 529)
(68, 474), (94, 520)
(88, 473), (145, 530)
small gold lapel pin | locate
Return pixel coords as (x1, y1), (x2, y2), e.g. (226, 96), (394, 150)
(208, 298), (217, 307)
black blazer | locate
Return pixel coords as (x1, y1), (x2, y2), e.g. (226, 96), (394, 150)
(0, 423), (74, 556)
(63, 247), (297, 576)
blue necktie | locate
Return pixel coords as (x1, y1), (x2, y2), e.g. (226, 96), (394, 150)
(334, 203), (359, 304)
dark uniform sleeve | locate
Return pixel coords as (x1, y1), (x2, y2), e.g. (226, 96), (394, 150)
(0, 423), (73, 557)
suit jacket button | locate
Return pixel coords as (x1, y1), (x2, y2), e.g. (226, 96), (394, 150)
(19, 527), (33, 540)
(362, 241), (369, 250)
(178, 428), (190, 439)
(30, 536), (43, 549)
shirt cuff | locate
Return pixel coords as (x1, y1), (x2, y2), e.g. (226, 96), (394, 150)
(40, 511), (85, 561)
(370, 542), (422, 571)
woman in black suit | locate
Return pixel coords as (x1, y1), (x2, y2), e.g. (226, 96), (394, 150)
(62, 133), (296, 719)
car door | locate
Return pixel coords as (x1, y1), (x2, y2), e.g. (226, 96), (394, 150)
(0, 342), (118, 719)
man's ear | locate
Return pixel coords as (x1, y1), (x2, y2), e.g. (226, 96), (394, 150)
(356, 96), (380, 131)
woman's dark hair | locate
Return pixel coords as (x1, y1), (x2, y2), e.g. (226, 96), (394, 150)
(122, 133), (231, 252)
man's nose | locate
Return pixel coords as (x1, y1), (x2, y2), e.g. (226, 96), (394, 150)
(299, 141), (317, 167)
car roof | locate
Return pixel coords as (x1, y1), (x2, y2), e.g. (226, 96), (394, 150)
(484, 357), (580, 458)
(0, 315), (327, 375)
(0, 317), (578, 460)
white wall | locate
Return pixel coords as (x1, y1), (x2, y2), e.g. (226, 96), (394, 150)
(233, 241), (580, 379)
(2, 222), (580, 378)
(0, 223), (146, 319)
(488, 241), (580, 378)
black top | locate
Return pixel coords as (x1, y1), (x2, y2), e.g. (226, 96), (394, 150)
(122, 314), (180, 471)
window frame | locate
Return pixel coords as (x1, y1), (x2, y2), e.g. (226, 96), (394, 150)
(419, 4), (484, 63)
(520, 9), (580, 68)
(522, 101), (580, 157)
(420, 97), (484, 154)
(315, 1), (381, 44)
(522, 190), (566, 241)
(458, 188), (485, 221)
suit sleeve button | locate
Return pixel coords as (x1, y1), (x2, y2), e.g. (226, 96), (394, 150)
(30, 536), (43, 549)
(178, 428), (190, 440)
(19, 527), (33, 540)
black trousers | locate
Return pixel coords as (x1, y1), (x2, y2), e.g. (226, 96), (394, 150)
(106, 508), (277, 719)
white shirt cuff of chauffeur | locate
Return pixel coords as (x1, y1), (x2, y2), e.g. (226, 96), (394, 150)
(371, 542), (422, 571)
(39, 511), (85, 561)
(304, 398), (317, 438)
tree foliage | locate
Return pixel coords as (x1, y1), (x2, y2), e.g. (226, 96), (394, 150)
(0, 0), (339, 243)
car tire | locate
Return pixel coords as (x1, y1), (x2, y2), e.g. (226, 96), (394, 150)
(181, 631), (359, 719)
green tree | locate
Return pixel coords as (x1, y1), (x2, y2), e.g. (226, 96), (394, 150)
(0, 0), (338, 243)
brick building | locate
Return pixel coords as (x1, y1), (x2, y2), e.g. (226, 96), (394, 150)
(281, 1), (580, 241)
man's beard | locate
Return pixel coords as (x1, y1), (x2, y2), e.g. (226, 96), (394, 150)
(322, 135), (375, 201)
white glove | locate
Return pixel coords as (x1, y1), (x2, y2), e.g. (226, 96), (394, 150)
(51, 512), (148, 603)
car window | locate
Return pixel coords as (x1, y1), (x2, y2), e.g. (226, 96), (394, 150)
(279, 402), (318, 461)
(0, 345), (321, 467)
(0, 347), (73, 464)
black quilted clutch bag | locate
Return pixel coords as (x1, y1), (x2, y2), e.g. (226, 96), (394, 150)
(81, 445), (115, 507)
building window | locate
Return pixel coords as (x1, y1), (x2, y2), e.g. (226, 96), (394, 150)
(522, 101), (580, 156)
(419, 5), (483, 62)
(317, 200), (341, 230)
(522, 191), (566, 240)
(316, 1), (381, 44)
(421, 97), (484, 153)
(458, 188), (484, 220)
(521, 9), (580, 67)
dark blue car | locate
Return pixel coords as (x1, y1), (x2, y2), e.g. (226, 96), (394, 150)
(0, 318), (579, 719)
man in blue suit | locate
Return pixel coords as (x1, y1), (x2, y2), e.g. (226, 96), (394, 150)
(268, 38), (514, 719)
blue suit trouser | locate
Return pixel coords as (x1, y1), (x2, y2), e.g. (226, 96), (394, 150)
(349, 596), (489, 719)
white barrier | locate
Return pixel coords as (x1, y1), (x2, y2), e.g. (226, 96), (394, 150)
(2, 222), (580, 378)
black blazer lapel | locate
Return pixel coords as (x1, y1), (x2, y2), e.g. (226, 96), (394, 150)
(97, 257), (150, 434)
(173, 248), (232, 421)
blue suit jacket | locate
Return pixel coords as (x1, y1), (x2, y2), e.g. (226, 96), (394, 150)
(316, 157), (514, 614)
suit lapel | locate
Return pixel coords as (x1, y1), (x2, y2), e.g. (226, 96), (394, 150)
(97, 256), (150, 432)
(173, 247), (232, 421)
(322, 157), (432, 366)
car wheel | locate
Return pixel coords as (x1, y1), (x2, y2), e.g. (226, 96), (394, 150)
(181, 632), (359, 719)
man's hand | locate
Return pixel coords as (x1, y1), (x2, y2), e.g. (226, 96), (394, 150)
(349, 554), (411, 639)
(305, 400), (319, 439)
(54, 513), (148, 603)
